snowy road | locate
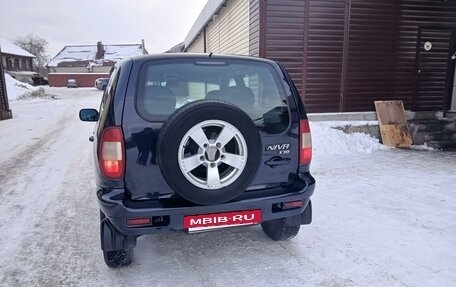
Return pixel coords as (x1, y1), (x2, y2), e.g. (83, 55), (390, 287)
(0, 88), (455, 287)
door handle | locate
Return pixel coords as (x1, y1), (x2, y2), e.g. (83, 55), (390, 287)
(265, 156), (291, 167)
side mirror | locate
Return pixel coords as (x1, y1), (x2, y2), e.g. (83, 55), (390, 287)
(79, 108), (99, 122)
(102, 85), (107, 91)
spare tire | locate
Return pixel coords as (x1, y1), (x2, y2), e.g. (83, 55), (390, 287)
(157, 100), (261, 205)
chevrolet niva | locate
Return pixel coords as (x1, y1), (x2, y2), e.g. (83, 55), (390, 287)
(79, 54), (315, 268)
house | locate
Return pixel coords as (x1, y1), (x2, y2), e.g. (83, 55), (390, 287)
(47, 40), (148, 87)
(0, 38), (36, 85)
(184, 0), (456, 114)
(166, 42), (185, 53)
(1, 38), (35, 120)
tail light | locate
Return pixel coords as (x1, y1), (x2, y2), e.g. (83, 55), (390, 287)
(126, 218), (151, 227)
(99, 127), (124, 179)
(299, 120), (312, 165)
(283, 200), (303, 210)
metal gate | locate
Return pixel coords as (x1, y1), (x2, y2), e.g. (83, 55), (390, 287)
(414, 27), (456, 111)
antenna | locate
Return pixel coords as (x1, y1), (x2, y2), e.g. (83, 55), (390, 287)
(209, 52), (213, 58)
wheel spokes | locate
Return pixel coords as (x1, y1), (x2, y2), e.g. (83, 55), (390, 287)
(181, 154), (202, 172)
(216, 125), (236, 147)
(221, 153), (245, 169)
(189, 127), (210, 149)
(206, 165), (221, 188)
(178, 119), (248, 190)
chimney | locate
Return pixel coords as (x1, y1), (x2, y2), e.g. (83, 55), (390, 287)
(96, 41), (104, 60)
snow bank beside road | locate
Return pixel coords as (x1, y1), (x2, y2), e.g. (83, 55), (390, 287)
(4, 73), (39, 101)
(310, 121), (385, 156)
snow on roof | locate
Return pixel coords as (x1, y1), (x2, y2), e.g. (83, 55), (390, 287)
(104, 44), (143, 61)
(47, 43), (144, 67)
(0, 38), (36, 58)
(46, 45), (97, 67)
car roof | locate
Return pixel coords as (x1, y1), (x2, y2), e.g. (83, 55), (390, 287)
(127, 53), (278, 66)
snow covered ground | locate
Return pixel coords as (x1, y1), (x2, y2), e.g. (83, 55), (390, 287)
(0, 87), (455, 286)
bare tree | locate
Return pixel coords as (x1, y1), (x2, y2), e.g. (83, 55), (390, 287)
(14, 34), (50, 73)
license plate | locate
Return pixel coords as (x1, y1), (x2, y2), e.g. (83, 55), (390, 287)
(184, 209), (262, 232)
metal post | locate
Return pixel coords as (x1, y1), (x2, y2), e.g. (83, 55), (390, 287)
(0, 46), (13, 120)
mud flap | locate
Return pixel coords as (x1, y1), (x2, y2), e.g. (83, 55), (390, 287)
(100, 218), (137, 251)
(300, 200), (312, 225)
(285, 200), (312, 226)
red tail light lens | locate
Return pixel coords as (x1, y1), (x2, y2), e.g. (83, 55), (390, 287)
(283, 200), (303, 210)
(300, 120), (312, 165)
(99, 127), (124, 179)
(126, 218), (151, 227)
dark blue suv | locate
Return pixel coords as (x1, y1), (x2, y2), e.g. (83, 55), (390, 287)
(79, 54), (315, 268)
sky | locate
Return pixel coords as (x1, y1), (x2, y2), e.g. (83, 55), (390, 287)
(0, 0), (207, 58)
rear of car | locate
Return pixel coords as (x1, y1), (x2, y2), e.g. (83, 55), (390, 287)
(95, 78), (109, 90)
(80, 54), (315, 268)
(67, 79), (78, 88)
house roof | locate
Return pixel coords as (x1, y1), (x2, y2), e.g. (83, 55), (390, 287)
(166, 42), (185, 53)
(184, 0), (226, 48)
(47, 43), (145, 67)
(0, 38), (36, 58)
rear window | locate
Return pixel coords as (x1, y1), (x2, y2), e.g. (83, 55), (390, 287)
(136, 58), (290, 133)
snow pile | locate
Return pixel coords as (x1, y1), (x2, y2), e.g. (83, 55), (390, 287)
(310, 121), (384, 156)
(4, 73), (39, 101)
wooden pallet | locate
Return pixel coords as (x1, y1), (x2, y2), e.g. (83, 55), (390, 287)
(374, 101), (412, 148)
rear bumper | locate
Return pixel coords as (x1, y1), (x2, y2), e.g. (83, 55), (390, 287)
(98, 174), (315, 236)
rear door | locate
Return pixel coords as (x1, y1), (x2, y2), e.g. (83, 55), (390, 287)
(121, 57), (299, 200)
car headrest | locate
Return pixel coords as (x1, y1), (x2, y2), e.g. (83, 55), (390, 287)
(223, 86), (255, 109)
(206, 90), (223, 100)
(143, 85), (176, 115)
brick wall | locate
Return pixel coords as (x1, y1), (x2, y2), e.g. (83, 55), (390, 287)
(48, 73), (109, 87)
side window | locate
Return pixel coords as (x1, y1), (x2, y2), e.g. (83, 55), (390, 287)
(97, 67), (120, 133)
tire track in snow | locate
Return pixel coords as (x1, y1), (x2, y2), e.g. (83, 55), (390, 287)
(1, 139), (100, 286)
(0, 109), (96, 285)
(0, 112), (70, 198)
